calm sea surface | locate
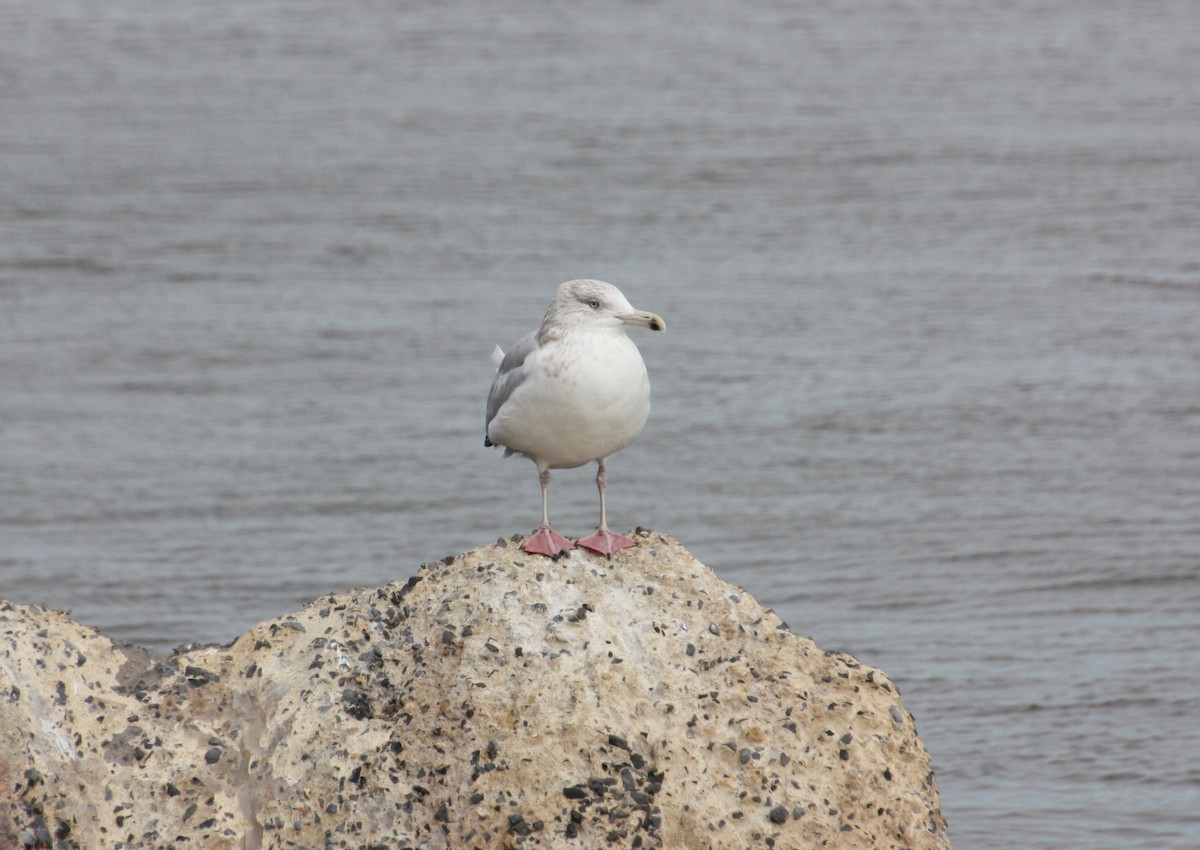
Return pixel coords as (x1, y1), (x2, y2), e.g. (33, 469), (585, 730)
(3, 2), (1199, 847)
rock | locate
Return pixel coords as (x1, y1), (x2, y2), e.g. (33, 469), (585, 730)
(0, 533), (950, 849)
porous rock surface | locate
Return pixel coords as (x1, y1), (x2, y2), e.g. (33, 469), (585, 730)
(1, 532), (950, 850)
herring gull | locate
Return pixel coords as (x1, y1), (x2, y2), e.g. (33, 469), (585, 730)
(485, 279), (666, 557)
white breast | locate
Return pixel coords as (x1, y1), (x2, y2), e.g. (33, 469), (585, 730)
(488, 331), (651, 469)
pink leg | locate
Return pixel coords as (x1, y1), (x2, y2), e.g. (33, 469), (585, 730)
(524, 467), (575, 557)
(576, 459), (637, 556)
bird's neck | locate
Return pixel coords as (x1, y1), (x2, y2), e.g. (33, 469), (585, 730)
(537, 323), (624, 347)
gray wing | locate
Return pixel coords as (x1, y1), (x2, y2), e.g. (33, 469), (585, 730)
(485, 330), (539, 442)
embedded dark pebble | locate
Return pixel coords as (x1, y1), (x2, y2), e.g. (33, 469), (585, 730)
(204, 747), (222, 764)
(24, 816), (53, 846)
(564, 785), (588, 800)
(507, 813), (531, 836)
(184, 665), (219, 687)
(588, 776), (618, 795)
(342, 688), (373, 720)
(392, 574), (423, 603)
(769, 804), (788, 824)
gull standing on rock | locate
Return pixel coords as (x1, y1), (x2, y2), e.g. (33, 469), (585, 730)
(485, 280), (666, 557)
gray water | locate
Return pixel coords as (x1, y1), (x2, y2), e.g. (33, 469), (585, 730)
(3, 2), (1199, 847)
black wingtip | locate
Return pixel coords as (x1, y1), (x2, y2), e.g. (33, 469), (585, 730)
(484, 436), (494, 447)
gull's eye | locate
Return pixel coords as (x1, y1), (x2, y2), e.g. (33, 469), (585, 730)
(587, 299), (600, 309)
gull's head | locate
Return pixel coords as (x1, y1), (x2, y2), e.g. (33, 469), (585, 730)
(542, 279), (666, 336)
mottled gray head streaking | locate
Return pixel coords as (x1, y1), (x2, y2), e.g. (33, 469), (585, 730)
(485, 279), (665, 557)
(536, 279), (665, 344)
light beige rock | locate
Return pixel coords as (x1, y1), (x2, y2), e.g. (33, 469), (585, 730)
(1, 532), (950, 850)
